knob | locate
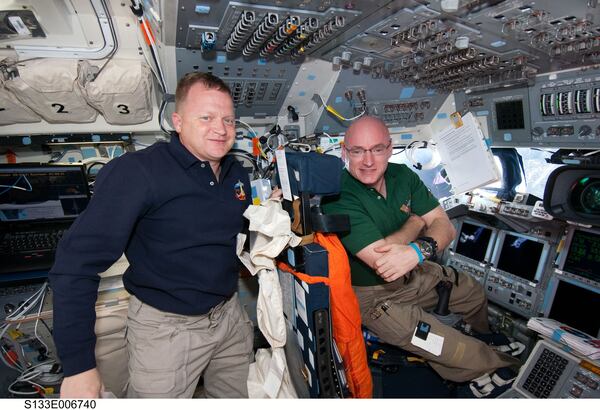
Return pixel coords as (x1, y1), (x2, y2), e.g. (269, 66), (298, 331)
(332, 56), (341, 70)
(579, 125), (592, 137)
(532, 127), (545, 138)
(4, 303), (15, 314)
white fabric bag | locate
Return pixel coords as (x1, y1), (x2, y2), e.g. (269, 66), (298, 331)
(82, 60), (153, 125)
(237, 199), (301, 398)
(0, 58), (41, 125)
(4, 58), (97, 123)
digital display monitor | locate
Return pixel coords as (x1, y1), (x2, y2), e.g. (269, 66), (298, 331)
(495, 100), (525, 130)
(0, 165), (90, 222)
(496, 233), (544, 281)
(455, 222), (493, 263)
(563, 229), (600, 284)
(549, 280), (600, 338)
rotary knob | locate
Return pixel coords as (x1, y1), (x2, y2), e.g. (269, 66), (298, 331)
(579, 125), (592, 137)
(532, 127), (545, 138)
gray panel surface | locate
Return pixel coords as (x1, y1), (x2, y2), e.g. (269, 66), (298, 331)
(454, 86), (532, 147)
(315, 68), (449, 134)
(455, 66), (600, 148)
(175, 48), (300, 117)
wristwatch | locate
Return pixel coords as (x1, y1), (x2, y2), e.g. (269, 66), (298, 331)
(415, 236), (438, 260)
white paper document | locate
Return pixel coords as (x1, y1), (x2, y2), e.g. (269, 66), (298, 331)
(433, 112), (500, 195)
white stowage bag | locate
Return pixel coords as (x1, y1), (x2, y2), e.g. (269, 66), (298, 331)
(237, 199), (302, 398)
(82, 60), (153, 125)
(3, 58), (97, 123)
(0, 58), (41, 125)
(0, 77), (41, 125)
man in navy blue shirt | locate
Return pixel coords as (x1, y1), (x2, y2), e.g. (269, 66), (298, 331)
(50, 73), (254, 398)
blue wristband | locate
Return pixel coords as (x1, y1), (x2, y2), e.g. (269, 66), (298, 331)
(409, 242), (424, 264)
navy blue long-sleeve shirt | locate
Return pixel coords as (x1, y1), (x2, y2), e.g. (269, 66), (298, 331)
(49, 135), (251, 377)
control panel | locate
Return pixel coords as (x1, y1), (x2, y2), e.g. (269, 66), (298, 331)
(454, 66), (600, 148)
(509, 340), (600, 398)
(499, 200), (553, 221)
(484, 267), (542, 316)
(315, 69), (448, 133)
(443, 199), (566, 318)
(530, 69), (600, 147)
(446, 255), (488, 284)
(164, 1), (600, 131)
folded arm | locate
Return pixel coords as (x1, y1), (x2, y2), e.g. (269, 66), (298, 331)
(356, 206), (456, 282)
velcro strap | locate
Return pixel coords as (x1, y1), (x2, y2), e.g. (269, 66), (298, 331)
(492, 372), (516, 387)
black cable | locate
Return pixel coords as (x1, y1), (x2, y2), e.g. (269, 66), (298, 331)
(227, 150), (261, 176)
(86, 161), (107, 178)
(90, 0), (119, 81)
(391, 146), (407, 156)
(39, 319), (52, 336)
(158, 97), (172, 137)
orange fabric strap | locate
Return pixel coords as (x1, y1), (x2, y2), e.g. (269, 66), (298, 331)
(276, 261), (331, 286)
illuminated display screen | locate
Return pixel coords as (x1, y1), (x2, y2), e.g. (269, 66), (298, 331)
(455, 222), (492, 263)
(0, 165), (89, 222)
(496, 233), (544, 281)
(549, 280), (600, 338)
(563, 229), (600, 283)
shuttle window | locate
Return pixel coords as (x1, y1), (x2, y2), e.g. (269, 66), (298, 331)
(390, 151), (452, 199)
(394, 147), (561, 203)
(478, 149), (561, 200)
(515, 148), (562, 199)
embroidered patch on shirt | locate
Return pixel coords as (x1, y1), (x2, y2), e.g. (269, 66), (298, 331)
(400, 197), (413, 214)
(234, 180), (246, 201)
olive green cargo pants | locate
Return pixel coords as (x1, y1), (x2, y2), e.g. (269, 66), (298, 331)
(354, 261), (518, 382)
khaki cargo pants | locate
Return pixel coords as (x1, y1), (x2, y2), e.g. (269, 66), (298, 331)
(354, 261), (519, 382)
(125, 294), (253, 398)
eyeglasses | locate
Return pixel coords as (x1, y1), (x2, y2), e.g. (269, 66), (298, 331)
(344, 141), (391, 157)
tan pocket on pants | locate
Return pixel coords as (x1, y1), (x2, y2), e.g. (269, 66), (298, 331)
(130, 369), (177, 394)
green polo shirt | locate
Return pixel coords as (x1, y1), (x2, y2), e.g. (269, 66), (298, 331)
(322, 163), (440, 286)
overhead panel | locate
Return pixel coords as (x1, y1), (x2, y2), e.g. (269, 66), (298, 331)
(169, 1), (600, 131)
(172, 0), (375, 117)
(315, 0), (600, 93)
(455, 66), (600, 148)
(315, 69), (449, 134)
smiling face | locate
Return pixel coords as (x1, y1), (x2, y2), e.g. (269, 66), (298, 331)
(343, 116), (392, 189)
(171, 83), (236, 166)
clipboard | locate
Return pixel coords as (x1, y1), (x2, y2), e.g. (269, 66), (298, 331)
(433, 112), (500, 195)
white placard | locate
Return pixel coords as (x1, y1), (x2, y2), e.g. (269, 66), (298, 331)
(294, 279), (308, 326)
(275, 148), (293, 201)
(410, 326), (444, 356)
(8, 16), (31, 36)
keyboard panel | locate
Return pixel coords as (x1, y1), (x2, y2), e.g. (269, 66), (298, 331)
(1, 229), (65, 255)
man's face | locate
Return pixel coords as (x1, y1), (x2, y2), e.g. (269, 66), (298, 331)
(172, 84), (236, 163)
(343, 118), (392, 188)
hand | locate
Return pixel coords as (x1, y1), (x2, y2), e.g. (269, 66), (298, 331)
(373, 243), (420, 282)
(60, 368), (102, 398)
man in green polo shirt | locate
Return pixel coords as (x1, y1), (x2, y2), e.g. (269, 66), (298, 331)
(322, 116), (518, 391)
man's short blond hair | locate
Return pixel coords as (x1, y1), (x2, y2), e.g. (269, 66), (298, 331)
(175, 72), (231, 111)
